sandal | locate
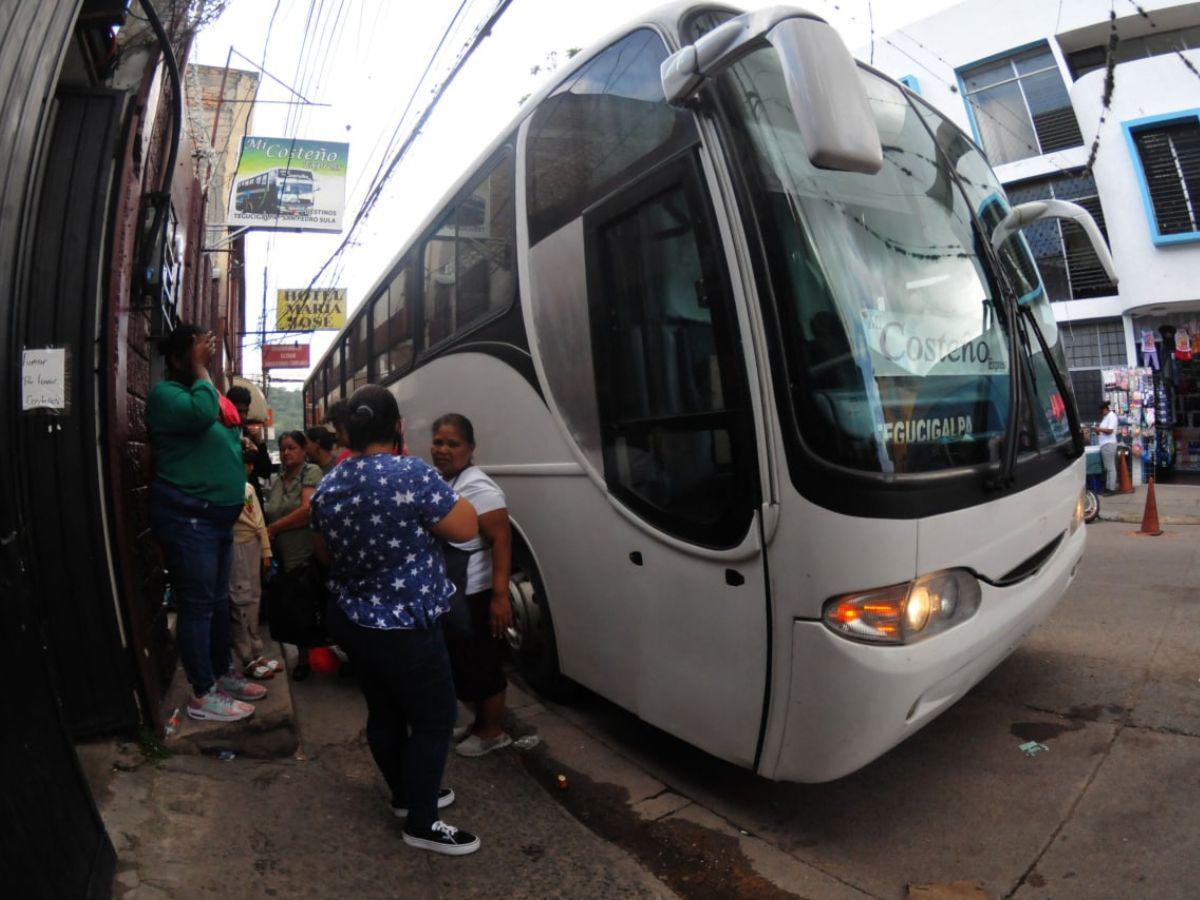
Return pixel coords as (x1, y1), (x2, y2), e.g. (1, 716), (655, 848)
(244, 657), (279, 680)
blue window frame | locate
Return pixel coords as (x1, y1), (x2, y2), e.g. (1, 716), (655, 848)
(1123, 109), (1200, 246)
(956, 41), (1082, 166)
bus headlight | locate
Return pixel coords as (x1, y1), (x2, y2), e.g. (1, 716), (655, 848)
(1070, 487), (1086, 534)
(823, 569), (981, 644)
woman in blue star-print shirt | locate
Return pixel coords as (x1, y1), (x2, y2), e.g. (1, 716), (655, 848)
(311, 385), (482, 857)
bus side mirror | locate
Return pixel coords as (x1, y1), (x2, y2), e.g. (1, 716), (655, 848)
(991, 199), (1118, 285)
(661, 7), (883, 174)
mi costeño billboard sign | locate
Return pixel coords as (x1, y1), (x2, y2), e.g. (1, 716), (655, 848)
(228, 137), (348, 232)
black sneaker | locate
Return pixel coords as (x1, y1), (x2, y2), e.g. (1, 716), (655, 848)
(391, 787), (455, 818)
(402, 820), (480, 856)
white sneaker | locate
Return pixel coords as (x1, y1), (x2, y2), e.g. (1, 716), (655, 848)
(187, 689), (254, 722)
(391, 788), (455, 818)
(455, 732), (513, 758)
(402, 820), (480, 856)
(452, 723), (473, 743)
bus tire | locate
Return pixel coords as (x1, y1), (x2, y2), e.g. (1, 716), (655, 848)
(506, 542), (574, 701)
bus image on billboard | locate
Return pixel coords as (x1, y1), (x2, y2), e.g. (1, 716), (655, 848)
(234, 167), (316, 217)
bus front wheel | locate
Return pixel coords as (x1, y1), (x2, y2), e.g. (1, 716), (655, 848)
(505, 544), (573, 701)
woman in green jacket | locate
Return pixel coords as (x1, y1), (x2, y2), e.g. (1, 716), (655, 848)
(147, 324), (267, 722)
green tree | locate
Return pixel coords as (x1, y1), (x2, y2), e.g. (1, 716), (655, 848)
(267, 386), (304, 438)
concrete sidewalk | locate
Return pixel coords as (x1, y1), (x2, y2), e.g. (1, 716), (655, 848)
(83, 658), (674, 898)
(1096, 481), (1200, 524)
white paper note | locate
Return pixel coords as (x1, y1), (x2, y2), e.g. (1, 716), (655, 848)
(22, 348), (67, 411)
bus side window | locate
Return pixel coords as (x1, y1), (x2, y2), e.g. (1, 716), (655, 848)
(422, 153), (516, 350)
(388, 264), (414, 374)
(350, 314), (369, 390)
(522, 28), (701, 478)
(525, 29), (696, 247)
(585, 160), (755, 548)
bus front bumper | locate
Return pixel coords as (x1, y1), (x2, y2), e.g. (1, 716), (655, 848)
(767, 525), (1086, 783)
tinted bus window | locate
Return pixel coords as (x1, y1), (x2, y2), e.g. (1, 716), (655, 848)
(388, 264), (414, 373)
(373, 263), (415, 381)
(526, 29), (696, 245)
(422, 153), (515, 348)
(350, 314), (369, 390)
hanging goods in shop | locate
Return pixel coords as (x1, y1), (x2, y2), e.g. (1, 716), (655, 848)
(1176, 328), (1193, 362)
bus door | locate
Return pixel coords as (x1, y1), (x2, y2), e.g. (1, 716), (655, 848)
(581, 152), (768, 767)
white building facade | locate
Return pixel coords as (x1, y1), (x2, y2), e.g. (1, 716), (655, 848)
(868, 0), (1200, 432)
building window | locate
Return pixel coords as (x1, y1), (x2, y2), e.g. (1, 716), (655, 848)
(1061, 319), (1127, 419)
(959, 44), (1083, 165)
(1005, 172), (1115, 301)
(1066, 25), (1200, 79)
(1124, 112), (1200, 244)
(1062, 319), (1127, 368)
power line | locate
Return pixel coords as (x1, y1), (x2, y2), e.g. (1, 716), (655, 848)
(347, 1), (473, 225)
(303, 0), (515, 294)
(1083, 8), (1120, 174)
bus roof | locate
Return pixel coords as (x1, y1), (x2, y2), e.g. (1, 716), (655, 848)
(308, 2), (742, 381)
(306, 3), (980, 383)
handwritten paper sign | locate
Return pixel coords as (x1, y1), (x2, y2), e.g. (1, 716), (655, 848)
(22, 348), (68, 411)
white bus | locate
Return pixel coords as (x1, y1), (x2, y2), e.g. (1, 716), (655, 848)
(305, 4), (1114, 782)
(235, 166), (316, 216)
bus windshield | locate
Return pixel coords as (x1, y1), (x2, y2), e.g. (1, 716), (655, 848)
(279, 173), (313, 198)
(716, 48), (1071, 475)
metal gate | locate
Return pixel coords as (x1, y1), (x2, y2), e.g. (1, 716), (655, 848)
(19, 87), (140, 736)
(0, 0), (118, 894)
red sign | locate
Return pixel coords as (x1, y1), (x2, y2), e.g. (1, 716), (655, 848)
(262, 343), (310, 369)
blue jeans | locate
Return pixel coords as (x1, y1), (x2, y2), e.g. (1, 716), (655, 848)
(327, 600), (456, 831)
(149, 480), (242, 696)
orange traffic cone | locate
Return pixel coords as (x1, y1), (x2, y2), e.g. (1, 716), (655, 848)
(1118, 452), (1134, 494)
(1138, 477), (1163, 536)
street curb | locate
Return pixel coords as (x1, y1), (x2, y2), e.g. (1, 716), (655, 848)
(510, 701), (871, 899)
(161, 638), (299, 759)
(1096, 512), (1200, 525)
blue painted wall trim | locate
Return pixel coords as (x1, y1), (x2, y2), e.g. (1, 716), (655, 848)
(1122, 108), (1200, 246)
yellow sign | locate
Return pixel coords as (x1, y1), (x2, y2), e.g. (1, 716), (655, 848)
(276, 288), (346, 331)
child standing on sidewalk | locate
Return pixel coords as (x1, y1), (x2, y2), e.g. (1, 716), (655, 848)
(231, 454), (281, 679)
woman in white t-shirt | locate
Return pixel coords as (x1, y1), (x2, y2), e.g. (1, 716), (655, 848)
(430, 413), (514, 758)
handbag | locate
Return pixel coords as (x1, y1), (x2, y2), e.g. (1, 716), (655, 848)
(439, 542), (474, 640)
(267, 560), (329, 647)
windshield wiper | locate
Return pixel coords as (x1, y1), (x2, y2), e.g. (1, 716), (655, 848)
(902, 96), (1088, 487)
(1018, 303), (1085, 457)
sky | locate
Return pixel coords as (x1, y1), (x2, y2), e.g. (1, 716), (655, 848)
(191, 0), (962, 386)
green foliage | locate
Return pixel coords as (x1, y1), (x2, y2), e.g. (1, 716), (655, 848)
(138, 726), (172, 762)
(268, 386), (305, 436)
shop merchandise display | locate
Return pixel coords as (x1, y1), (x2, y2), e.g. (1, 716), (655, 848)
(1130, 319), (1200, 473)
(1100, 366), (1161, 475)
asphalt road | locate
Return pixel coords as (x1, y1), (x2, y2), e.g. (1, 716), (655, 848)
(533, 520), (1200, 899)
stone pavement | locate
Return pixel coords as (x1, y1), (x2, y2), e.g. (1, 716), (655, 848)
(81, 659), (674, 898)
(1096, 481), (1200, 524)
